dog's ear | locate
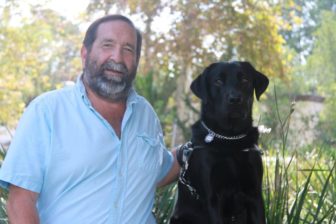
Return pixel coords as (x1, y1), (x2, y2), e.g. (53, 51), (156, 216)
(190, 73), (206, 100)
(253, 70), (269, 101)
(190, 63), (217, 102)
(240, 61), (269, 100)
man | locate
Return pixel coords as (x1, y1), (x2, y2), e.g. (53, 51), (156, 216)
(0, 15), (180, 223)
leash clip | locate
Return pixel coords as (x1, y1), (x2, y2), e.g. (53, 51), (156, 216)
(177, 141), (200, 199)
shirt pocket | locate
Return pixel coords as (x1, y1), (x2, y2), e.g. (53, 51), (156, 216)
(136, 134), (163, 171)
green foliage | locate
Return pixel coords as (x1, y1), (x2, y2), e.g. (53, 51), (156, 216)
(261, 94), (335, 223)
(0, 2), (82, 126)
(135, 71), (177, 147)
(282, 0), (336, 60)
(153, 184), (177, 224)
(263, 149), (335, 224)
(303, 11), (336, 145)
(86, 0), (295, 141)
(305, 11), (336, 89)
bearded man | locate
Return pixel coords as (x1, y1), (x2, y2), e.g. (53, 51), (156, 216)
(0, 15), (180, 224)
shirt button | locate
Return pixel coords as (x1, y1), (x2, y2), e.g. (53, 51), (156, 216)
(114, 202), (118, 208)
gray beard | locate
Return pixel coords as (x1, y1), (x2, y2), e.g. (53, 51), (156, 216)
(87, 74), (131, 101)
(83, 60), (134, 102)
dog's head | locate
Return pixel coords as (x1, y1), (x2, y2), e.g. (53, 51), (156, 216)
(191, 61), (269, 132)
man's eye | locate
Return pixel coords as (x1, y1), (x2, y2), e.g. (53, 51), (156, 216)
(214, 79), (223, 86)
(103, 43), (113, 48)
(124, 46), (134, 53)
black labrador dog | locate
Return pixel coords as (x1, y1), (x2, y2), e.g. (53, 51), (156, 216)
(170, 61), (269, 224)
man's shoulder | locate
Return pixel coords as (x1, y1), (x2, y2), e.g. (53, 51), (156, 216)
(33, 85), (76, 104)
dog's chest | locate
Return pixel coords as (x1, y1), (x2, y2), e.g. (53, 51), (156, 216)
(186, 146), (262, 194)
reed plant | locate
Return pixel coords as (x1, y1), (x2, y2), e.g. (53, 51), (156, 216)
(262, 88), (335, 224)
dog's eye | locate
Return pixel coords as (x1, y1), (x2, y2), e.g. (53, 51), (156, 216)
(214, 79), (223, 86)
(242, 78), (249, 84)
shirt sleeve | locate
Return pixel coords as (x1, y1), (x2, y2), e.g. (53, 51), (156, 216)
(0, 97), (51, 193)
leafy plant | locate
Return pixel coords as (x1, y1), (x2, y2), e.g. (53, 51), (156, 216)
(153, 184), (177, 224)
(262, 88), (335, 224)
(0, 143), (8, 224)
(135, 71), (177, 147)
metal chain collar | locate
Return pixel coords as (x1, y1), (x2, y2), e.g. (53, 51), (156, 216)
(201, 121), (247, 142)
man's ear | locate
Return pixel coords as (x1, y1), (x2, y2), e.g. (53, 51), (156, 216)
(80, 46), (88, 68)
(190, 63), (217, 102)
(239, 61), (269, 100)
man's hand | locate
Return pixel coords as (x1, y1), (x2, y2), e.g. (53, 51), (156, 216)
(157, 148), (181, 187)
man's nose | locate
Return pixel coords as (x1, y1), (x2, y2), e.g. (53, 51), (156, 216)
(109, 47), (123, 63)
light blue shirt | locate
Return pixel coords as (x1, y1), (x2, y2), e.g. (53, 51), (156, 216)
(0, 77), (174, 224)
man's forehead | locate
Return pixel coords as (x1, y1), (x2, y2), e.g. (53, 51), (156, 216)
(97, 20), (135, 35)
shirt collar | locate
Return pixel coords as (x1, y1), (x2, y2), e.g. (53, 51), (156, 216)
(126, 87), (138, 107)
(76, 75), (91, 106)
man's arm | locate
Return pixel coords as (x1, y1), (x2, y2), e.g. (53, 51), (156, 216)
(7, 184), (40, 224)
(157, 148), (181, 187)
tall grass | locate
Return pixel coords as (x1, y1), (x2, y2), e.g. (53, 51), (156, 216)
(262, 89), (336, 223)
(262, 144), (335, 224)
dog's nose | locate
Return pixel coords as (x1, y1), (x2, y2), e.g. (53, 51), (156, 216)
(229, 94), (243, 104)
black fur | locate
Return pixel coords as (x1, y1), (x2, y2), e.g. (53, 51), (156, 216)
(170, 61), (269, 224)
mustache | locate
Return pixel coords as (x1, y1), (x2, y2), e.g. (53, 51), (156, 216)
(102, 60), (128, 74)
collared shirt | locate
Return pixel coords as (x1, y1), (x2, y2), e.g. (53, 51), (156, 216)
(0, 77), (174, 224)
